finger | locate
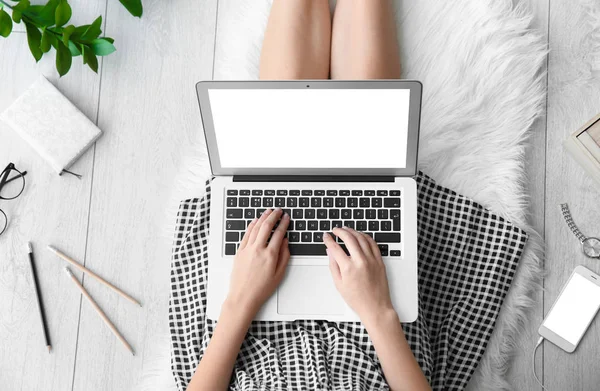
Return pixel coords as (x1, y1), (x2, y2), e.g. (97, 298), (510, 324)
(345, 227), (374, 259)
(256, 208), (283, 245)
(365, 233), (383, 262)
(239, 218), (257, 250)
(275, 238), (291, 278)
(323, 232), (351, 269)
(327, 248), (341, 285)
(268, 211), (290, 251)
(332, 227), (365, 261)
(249, 208), (272, 244)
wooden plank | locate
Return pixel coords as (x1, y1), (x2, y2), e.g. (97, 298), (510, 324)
(544, 0), (600, 389)
(505, 0), (548, 389)
(70, 1), (218, 390)
(0, 0), (106, 386)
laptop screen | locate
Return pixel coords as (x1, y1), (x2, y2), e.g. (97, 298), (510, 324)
(207, 89), (411, 169)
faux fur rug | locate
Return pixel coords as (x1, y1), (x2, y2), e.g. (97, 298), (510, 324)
(137, 0), (547, 390)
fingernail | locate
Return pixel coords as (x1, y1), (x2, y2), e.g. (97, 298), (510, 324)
(323, 232), (330, 239)
(342, 226), (349, 229)
(264, 209), (272, 214)
(283, 213), (289, 219)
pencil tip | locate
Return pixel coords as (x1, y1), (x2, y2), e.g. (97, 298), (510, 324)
(27, 242), (32, 253)
(47, 346), (51, 353)
(47, 245), (56, 253)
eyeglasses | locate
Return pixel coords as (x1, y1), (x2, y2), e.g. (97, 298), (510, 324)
(0, 163), (27, 237)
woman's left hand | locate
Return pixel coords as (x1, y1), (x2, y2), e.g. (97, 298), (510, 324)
(226, 208), (291, 316)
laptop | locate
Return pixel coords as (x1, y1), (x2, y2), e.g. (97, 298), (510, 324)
(196, 80), (422, 322)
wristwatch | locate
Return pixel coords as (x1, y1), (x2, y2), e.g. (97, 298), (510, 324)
(560, 203), (600, 258)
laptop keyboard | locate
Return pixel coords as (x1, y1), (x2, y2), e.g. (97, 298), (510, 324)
(224, 189), (402, 257)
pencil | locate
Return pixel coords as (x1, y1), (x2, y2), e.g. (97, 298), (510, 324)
(27, 242), (51, 353)
(64, 267), (135, 355)
(46, 245), (142, 307)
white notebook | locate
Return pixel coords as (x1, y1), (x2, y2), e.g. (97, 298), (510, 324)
(0, 76), (102, 176)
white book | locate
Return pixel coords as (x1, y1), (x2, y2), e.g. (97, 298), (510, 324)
(0, 76), (102, 176)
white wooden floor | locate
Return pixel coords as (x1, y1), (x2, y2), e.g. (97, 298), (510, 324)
(0, 0), (599, 390)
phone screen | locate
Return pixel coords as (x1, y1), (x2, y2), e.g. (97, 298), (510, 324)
(542, 273), (600, 345)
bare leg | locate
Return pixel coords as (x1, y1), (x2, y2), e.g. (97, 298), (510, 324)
(330, 0), (401, 79)
(259, 0), (332, 79)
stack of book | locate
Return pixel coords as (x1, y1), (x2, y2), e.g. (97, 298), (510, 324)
(564, 113), (600, 186)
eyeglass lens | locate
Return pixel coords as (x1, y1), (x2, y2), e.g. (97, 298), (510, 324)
(0, 165), (26, 200)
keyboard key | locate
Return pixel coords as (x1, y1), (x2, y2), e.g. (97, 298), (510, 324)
(332, 220), (343, 229)
(226, 197), (237, 207)
(311, 198), (321, 207)
(327, 190), (338, 196)
(314, 232), (324, 242)
(348, 197), (358, 207)
(225, 232), (239, 242)
(352, 190), (363, 196)
(275, 197), (286, 207)
(353, 209), (364, 219)
(308, 221), (318, 231)
(341, 209), (352, 219)
(226, 220), (246, 230)
(289, 232), (300, 242)
(257, 208), (266, 217)
(364, 232), (374, 238)
(377, 190), (388, 196)
(365, 190), (375, 196)
(375, 233), (400, 243)
(265, 190), (275, 196)
(305, 209), (315, 219)
(226, 209), (243, 218)
(251, 197), (261, 207)
(252, 190), (263, 196)
(372, 198), (382, 208)
(300, 197), (310, 207)
(289, 243), (350, 256)
(293, 209), (303, 219)
(335, 198), (346, 207)
(287, 197), (298, 207)
(366, 209), (377, 219)
(384, 198), (401, 207)
(378, 209), (389, 219)
(227, 190), (238, 196)
(225, 244), (236, 255)
(368, 221), (379, 231)
(356, 221), (367, 231)
(391, 209), (401, 231)
(302, 232), (312, 242)
(390, 190), (401, 196)
(290, 190), (300, 196)
(317, 209), (328, 219)
(344, 221), (355, 229)
(315, 190), (325, 196)
(378, 244), (389, 256)
(340, 190), (350, 196)
(359, 198), (370, 207)
(329, 209), (340, 219)
(283, 208), (291, 216)
(277, 190), (288, 195)
(319, 221), (331, 231)
(240, 190), (250, 196)
(239, 197), (249, 207)
(263, 197), (274, 207)
(390, 250), (401, 257)
(244, 209), (255, 219)
(381, 221), (391, 231)
(302, 190), (313, 196)
(296, 221), (307, 230)
(324, 197), (334, 207)
(288, 220), (294, 230)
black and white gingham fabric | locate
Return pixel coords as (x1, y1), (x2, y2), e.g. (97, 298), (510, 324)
(169, 172), (528, 391)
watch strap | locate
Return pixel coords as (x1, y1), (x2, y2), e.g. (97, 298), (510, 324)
(560, 203), (587, 243)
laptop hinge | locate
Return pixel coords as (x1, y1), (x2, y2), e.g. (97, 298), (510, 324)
(233, 175), (395, 183)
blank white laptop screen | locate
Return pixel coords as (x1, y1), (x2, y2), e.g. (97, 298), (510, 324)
(207, 89), (410, 169)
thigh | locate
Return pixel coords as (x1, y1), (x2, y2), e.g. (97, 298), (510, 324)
(259, 0), (332, 80)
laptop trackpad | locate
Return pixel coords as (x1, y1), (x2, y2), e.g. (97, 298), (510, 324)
(278, 266), (345, 316)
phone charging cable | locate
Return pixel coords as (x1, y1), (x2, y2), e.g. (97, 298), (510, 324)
(532, 337), (548, 390)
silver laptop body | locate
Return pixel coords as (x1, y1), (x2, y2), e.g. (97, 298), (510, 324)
(196, 80), (422, 322)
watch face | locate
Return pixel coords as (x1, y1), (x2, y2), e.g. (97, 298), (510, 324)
(582, 237), (600, 258)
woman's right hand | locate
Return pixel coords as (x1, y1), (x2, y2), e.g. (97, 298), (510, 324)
(323, 227), (396, 325)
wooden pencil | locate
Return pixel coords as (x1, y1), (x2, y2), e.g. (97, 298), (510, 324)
(64, 267), (135, 356)
(27, 242), (51, 353)
(46, 245), (141, 307)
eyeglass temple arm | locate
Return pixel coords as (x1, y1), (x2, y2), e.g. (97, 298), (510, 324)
(0, 170), (27, 187)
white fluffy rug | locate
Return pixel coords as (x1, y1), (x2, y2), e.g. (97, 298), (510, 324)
(139, 0), (547, 390)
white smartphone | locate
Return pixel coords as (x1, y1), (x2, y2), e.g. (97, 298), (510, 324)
(539, 265), (600, 352)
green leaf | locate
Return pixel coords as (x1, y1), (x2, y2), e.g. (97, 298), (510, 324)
(40, 28), (52, 52)
(54, 0), (71, 27)
(55, 39), (71, 77)
(67, 40), (80, 56)
(29, 0), (59, 26)
(90, 38), (115, 56)
(12, 10), (21, 23)
(82, 15), (101, 40)
(0, 8), (12, 37)
(118, 0), (142, 18)
(24, 21), (42, 62)
(13, 0), (30, 12)
(82, 45), (98, 73)
(62, 24), (74, 45)
(103, 37), (114, 44)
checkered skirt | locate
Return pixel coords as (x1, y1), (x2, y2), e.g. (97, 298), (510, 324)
(169, 172), (528, 391)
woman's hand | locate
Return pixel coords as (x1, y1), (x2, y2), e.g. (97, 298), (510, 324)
(226, 208), (290, 316)
(323, 227), (395, 325)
